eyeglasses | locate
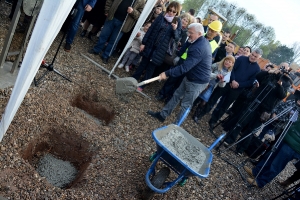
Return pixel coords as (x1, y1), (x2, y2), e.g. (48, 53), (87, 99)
(168, 9), (177, 14)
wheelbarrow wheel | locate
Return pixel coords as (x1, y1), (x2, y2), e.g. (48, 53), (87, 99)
(141, 167), (170, 200)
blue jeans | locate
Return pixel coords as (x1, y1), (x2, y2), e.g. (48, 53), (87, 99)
(93, 18), (124, 59)
(252, 142), (300, 188)
(66, 1), (85, 45)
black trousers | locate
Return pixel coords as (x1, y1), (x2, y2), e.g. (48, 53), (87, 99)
(158, 75), (184, 99)
(198, 84), (243, 123)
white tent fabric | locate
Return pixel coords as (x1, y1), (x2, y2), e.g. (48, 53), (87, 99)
(0, 0), (76, 141)
(109, 0), (157, 76)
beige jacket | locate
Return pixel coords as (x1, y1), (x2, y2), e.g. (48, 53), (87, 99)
(105, 0), (145, 33)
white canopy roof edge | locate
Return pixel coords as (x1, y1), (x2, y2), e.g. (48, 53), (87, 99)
(0, 0), (76, 141)
(109, 0), (157, 76)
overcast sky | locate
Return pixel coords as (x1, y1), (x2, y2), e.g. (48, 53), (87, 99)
(225, 0), (300, 47)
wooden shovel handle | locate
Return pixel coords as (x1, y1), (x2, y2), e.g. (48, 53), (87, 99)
(137, 76), (161, 87)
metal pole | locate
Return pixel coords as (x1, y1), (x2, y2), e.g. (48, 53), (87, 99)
(11, 14), (37, 74)
(0, 0), (23, 69)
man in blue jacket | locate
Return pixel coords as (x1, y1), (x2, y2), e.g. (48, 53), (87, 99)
(64, 0), (97, 52)
(195, 50), (262, 128)
(147, 23), (212, 123)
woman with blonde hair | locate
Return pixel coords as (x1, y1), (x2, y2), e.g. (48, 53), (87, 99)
(193, 55), (235, 123)
(178, 12), (193, 47)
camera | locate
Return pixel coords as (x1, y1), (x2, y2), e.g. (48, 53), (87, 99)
(279, 66), (290, 75)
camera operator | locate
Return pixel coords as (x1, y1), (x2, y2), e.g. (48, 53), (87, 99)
(222, 68), (292, 156)
(244, 93), (300, 188)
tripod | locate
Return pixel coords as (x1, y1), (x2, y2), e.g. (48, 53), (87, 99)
(211, 84), (258, 133)
(216, 106), (293, 185)
(33, 28), (72, 86)
(215, 81), (276, 151)
(213, 80), (291, 184)
(33, 7), (77, 86)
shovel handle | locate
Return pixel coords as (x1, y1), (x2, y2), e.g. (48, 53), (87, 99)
(137, 76), (161, 87)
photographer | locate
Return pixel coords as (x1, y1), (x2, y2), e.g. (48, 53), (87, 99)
(244, 107), (300, 188)
(223, 69), (292, 156)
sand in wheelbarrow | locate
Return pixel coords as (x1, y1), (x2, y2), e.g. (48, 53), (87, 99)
(160, 129), (206, 173)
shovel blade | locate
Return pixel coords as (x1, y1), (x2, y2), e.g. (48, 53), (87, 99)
(116, 77), (138, 94)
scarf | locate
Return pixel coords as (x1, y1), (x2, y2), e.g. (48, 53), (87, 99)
(164, 13), (174, 23)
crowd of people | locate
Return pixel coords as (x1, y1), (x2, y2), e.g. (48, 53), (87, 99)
(63, 0), (300, 192)
(6, 0), (299, 193)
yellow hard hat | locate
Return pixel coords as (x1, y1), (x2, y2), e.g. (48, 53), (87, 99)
(208, 20), (222, 32)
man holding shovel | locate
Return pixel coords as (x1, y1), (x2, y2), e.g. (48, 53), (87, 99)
(147, 23), (212, 123)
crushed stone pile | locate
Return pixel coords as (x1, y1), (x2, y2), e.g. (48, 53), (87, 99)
(160, 129), (207, 173)
(37, 154), (78, 188)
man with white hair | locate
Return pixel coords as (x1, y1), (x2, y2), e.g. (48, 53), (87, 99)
(196, 49), (262, 128)
(147, 23), (212, 123)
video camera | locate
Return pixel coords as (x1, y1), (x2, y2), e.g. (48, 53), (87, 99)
(266, 66), (293, 89)
(279, 65), (290, 75)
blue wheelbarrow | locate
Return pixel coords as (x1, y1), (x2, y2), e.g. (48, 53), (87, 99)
(141, 110), (225, 199)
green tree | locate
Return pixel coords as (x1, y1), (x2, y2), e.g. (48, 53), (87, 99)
(259, 40), (279, 58)
(181, 0), (206, 13)
(265, 45), (294, 65)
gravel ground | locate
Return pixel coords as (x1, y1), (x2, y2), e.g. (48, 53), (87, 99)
(0, 2), (298, 200)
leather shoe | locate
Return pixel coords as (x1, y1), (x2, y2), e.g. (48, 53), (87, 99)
(247, 178), (258, 187)
(101, 57), (109, 64)
(244, 166), (254, 178)
(208, 120), (216, 129)
(147, 111), (165, 122)
(88, 49), (99, 55)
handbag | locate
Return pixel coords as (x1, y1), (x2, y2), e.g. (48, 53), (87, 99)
(164, 38), (178, 66)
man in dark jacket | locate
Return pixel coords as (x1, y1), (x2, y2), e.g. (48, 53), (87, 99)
(88, 0), (145, 63)
(223, 70), (291, 155)
(155, 20), (222, 102)
(147, 23), (212, 123)
(195, 50), (262, 128)
(244, 101), (300, 188)
(213, 29), (233, 63)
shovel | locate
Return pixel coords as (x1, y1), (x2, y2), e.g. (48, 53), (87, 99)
(116, 76), (161, 94)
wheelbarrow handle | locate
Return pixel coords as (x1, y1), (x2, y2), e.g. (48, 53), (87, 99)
(208, 133), (226, 151)
(137, 76), (161, 87)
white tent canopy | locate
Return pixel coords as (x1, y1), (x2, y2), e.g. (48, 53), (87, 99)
(0, 0), (76, 141)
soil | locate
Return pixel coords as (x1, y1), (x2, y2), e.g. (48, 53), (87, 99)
(0, 2), (298, 200)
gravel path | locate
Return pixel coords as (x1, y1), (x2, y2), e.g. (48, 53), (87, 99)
(0, 2), (298, 199)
